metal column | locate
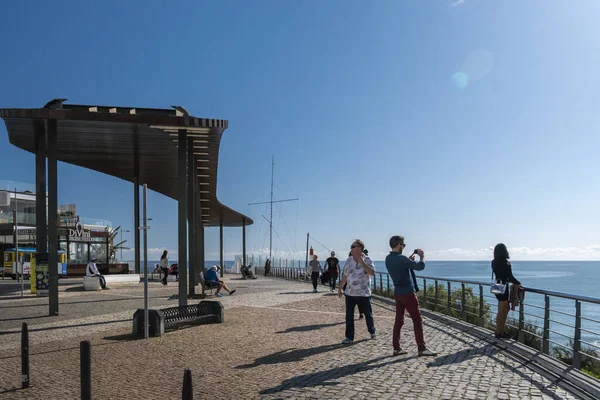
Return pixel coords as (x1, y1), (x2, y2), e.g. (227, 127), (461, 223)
(219, 213), (224, 278)
(35, 123), (46, 253)
(134, 180), (140, 275)
(47, 119), (59, 316)
(187, 138), (195, 297)
(199, 225), (205, 273)
(242, 218), (246, 268)
(193, 170), (199, 286)
(177, 130), (188, 306)
(133, 127), (140, 274)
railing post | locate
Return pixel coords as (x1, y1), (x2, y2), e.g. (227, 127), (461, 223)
(379, 274), (383, 293)
(518, 290), (525, 343)
(434, 280), (438, 312)
(479, 285), (484, 327)
(447, 281), (452, 315)
(461, 283), (466, 320)
(423, 279), (427, 304)
(543, 295), (550, 354)
(573, 300), (582, 369)
(386, 275), (390, 293)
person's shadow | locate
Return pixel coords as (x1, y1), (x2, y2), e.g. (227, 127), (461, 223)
(235, 341), (366, 369)
(260, 354), (414, 394)
(275, 321), (344, 334)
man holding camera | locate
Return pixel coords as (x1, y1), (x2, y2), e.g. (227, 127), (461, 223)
(385, 235), (437, 356)
(338, 239), (376, 344)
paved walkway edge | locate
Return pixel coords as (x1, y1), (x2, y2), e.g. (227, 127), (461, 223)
(372, 292), (600, 400)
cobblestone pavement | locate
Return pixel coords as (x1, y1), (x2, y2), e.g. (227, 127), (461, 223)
(0, 276), (589, 399)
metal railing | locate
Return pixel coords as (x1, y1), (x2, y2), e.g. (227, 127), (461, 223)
(256, 266), (600, 373)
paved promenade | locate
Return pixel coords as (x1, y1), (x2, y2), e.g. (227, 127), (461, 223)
(0, 276), (594, 399)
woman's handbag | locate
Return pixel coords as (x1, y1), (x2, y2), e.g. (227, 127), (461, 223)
(490, 271), (507, 295)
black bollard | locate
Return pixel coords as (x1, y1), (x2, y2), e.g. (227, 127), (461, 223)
(80, 340), (91, 400)
(182, 368), (193, 400)
(21, 322), (29, 389)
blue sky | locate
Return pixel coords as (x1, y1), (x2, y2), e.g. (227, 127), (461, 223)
(0, 0), (599, 261)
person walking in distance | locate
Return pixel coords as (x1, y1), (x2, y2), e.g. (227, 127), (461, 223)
(308, 255), (323, 293)
(324, 251), (340, 292)
(385, 235), (437, 356)
(338, 239), (376, 344)
(160, 250), (169, 286)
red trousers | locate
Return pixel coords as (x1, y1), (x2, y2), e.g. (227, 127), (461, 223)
(393, 292), (426, 352)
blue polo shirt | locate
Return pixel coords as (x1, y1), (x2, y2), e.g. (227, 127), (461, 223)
(384, 252), (425, 295)
(205, 269), (218, 282)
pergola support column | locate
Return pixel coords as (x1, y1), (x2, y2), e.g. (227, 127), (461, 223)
(177, 129), (188, 306)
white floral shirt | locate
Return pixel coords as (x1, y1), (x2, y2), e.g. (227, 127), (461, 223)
(342, 256), (374, 297)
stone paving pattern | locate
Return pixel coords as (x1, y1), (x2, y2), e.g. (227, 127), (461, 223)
(0, 276), (587, 399)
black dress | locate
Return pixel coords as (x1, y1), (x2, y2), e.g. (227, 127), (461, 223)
(491, 259), (521, 301)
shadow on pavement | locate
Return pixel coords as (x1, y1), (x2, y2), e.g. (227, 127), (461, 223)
(0, 319), (131, 336)
(277, 291), (315, 295)
(235, 341), (366, 369)
(275, 321), (344, 334)
(260, 354), (412, 394)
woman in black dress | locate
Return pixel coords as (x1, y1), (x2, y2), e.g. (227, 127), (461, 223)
(492, 243), (522, 339)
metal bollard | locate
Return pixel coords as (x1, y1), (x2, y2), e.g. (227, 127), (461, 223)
(80, 340), (92, 400)
(182, 368), (193, 399)
(21, 322), (29, 389)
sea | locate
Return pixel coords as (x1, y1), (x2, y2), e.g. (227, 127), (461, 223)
(136, 259), (599, 349)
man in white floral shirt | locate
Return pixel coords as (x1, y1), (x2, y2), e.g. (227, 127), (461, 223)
(338, 239), (376, 344)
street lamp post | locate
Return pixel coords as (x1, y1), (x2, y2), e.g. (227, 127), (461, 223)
(139, 185), (151, 339)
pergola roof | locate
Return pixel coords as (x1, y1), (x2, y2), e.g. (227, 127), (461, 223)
(0, 99), (252, 227)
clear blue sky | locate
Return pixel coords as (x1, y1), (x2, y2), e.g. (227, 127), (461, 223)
(1, 0), (599, 261)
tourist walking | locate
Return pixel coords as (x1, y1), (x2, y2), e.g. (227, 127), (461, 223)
(492, 243), (522, 339)
(308, 255), (322, 293)
(264, 259), (271, 276)
(324, 251), (340, 292)
(338, 239), (376, 344)
(160, 250), (169, 285)
(385, 235), (437, 356)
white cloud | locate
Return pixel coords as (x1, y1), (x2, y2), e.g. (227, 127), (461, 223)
(452, 0), (466, 6)
(119, 244), (600, 262)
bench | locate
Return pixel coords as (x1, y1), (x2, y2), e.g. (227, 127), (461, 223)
(104, 275), (141, 285)
(132, 300), (224, 337)
(83, 274), (140, 291)
(83, 276), (101, 291)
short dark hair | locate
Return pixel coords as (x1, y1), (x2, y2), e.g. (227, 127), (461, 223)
(353, 239), (365, 250)
(389, 235), (405, 249)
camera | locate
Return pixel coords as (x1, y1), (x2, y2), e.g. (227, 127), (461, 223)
(412, 249), (419, 255)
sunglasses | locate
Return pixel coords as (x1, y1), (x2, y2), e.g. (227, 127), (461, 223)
(351, 245), (361, 249)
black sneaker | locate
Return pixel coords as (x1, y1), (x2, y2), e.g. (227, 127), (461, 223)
(495, 333), (511, 339)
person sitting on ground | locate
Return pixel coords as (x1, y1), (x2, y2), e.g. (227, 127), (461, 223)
(241, 264), (256, 279)
(204, 266), (236, 297)
(86, 258), (109, 290)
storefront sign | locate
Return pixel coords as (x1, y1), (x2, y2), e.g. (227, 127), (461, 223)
(68, 222), (92, 242)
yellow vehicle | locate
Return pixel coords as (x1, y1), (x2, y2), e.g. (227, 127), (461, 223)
(2, 248), (67, 280)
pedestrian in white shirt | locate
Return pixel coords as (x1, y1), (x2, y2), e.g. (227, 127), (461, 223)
(86, 258), (108, 290)
(338, 239), (376, 344)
